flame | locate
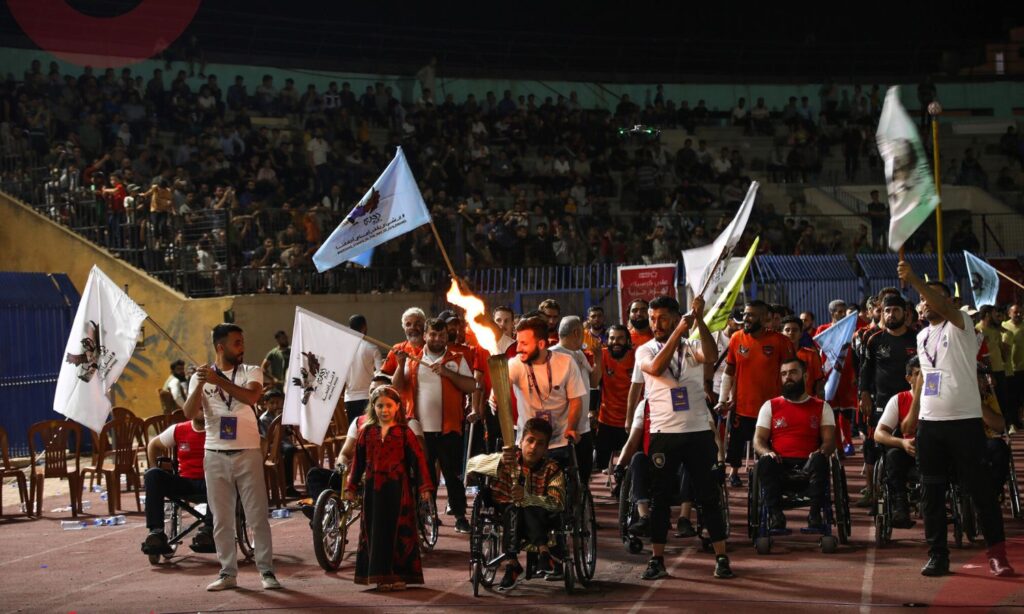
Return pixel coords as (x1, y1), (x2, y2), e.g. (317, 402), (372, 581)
(445, 279), (500, 355)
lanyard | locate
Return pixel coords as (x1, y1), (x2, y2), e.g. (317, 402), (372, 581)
(656, 342), (685, 381)
(213, 365), (239, 410)
(526, 359), (553, 404)
(923, 322), (947, 368)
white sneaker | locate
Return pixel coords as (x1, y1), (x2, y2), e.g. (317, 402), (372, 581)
(1010, 425), (1018, 436)
(261, 572), (283, 590)
(206, 574), (237, 591)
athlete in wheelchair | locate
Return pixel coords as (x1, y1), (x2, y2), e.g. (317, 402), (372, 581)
(140, 415), (255, 564)
(872, 357), (922, 536)
(748, 357), (851, 554)
(466, 418), (596, 595)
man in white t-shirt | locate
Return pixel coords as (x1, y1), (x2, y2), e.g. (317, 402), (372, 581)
(343, 314), (383, 422)
(549, 316), (601, 484)
(163, 359), (188, 408)
(634, 295), (734, 581)
(897, 261), (1013, 578)
(493, 305), (517, 355)
(184, 323), (281, 592)
(392, 317), (476, 534)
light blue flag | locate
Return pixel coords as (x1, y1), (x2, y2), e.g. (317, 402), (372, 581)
(964, 251), (999, 308)
(349, 247), (374, 267)
(814, 312), (859, 403)
(313, 147), (432, 273)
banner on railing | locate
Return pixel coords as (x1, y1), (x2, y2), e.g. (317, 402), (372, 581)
(616, 263), (678, 322)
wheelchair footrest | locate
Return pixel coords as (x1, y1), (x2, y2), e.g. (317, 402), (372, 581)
(189, 543), (217, 553)
(798, 527), (829, 535)
(767, 529), (792, 536)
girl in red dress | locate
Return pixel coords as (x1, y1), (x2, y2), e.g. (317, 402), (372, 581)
(346, 385), (433, 590)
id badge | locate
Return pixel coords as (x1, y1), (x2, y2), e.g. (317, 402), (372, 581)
(923, 372), (941, 397)
(219, 416), (238, 440)
(670, 387), (690, 412)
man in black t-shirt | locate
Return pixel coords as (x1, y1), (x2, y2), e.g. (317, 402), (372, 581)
(859, 294), (918, 503)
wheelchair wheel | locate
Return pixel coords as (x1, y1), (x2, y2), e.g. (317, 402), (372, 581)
(754, 536), (771, 555)
(236, 499), (255, 560)
(563, 538), (576, 594)
(312, 489), (343, 571)
(1008, 453), (1022, 520)
(830, 455), (851, 545)
(718, 482), (731, 540)
(820, 535), (838, 554)
(873, 461), (891, 547)
(628, 537), (644, 554)
(480, 525), (499, 588)
(948, 485), (964, 549)
(471, 561), (482, 597)
(961, 494), (979, 544)
(746, 466), (761, 541)
(618, 469), (634, 546)
(418, 497), (439, 552)
(572, 489), (597, 585)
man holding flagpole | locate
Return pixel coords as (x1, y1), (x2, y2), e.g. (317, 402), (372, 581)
(184, 323), (281, 591)
(896, 261), (1014, 577)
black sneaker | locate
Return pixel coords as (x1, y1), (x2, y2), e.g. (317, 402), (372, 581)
(714, 555), (736, 579)
(729, 474), (743, 488)
(142, 530), (172, 555)
(628, 515), (651, 538)
(454, 516), (471, 534)
(806, 510), (825, 531)
(891, 508), (915, 529)
(536, 551), (553, 577)
(921, 555), (950, 577)
(769, 510), (787, 531)
(641, 557), (668, 581)
(498, 561), (523, 591)
(544, 561), (565, 581)
(675, 518), (697, 538)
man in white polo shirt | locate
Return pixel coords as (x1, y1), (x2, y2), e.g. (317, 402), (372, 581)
(183, 323), (281, 591)
(549, 315), (601, 484)
(897, 261), (1014, 578)
(343, 314), (383, 422)
(635, 295), (734, 581)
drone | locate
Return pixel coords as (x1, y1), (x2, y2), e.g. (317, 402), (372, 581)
(617, 124), (662, 138)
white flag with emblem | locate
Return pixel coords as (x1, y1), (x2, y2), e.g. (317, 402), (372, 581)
(281, 307), (364, 445)
(53, 266), (147, 433)
(682, 181), (758, 297)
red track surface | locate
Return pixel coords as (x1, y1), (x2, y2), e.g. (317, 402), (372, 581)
(2, 442), (1022, 613)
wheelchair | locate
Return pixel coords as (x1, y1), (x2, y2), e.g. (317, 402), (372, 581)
(1007, 443), (1022, 520)
(746, 452), (851, 554)
(148, 483), (253, 565)
(467, 439), (597, 596)
(616, 454), (730, 555)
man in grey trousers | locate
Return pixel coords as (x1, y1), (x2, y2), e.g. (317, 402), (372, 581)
(184, 323), (282, 591)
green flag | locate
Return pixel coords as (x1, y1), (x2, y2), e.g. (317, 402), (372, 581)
(694, 237), (759, 336)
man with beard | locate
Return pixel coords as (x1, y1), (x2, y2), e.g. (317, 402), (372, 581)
(752, 358), (836, 531)
(163, 359), (188, 409)
(381, 307), (427, 383)
(392, 317), (476, 534)
(719, 301), (795, 487)
(858, 294), (917, 508)
(539, 298), (562, 347)
(595, 325), (634, 471)
(260, 330), (290, 391)
(440, 309), (489, 456)
(583, 305), (608, 418)
(635, 295), (734, 581)
(503, 315), (586, 580)
(977, 306), (1012, 431)
(184, 324), (281, 591)
(872, 357), (922, 529)
(897, 261), (1014, 577)
(780, 316), (824, 398)
(627, 298), (654, 347)
(550, 316), (601, 485)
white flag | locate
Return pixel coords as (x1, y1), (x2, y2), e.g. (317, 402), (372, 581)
(876, 86), (940, 251)
(313, 146), (432, 273)
(281, 307), (364, 445)
(682, 181), (758, 297)
(53, 266), (147, 433)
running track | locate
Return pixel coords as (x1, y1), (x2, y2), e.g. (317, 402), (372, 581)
(2, 441), (1022, 613)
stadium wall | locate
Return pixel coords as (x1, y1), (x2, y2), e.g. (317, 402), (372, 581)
(2, 47), (1023, 120)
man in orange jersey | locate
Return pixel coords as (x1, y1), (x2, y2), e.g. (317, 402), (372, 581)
(781, 315), (824, 397)
(627, 298), (655, 347)
(718, 300), (796, 487)
(594, 324), (635, 474)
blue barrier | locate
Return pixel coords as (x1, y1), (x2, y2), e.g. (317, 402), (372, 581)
(755, 256), (861, 323)
(0, 272), (80, 457)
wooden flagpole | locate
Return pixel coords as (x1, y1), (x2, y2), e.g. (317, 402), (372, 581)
(995, 268), (1024, 291)
(929, 102), (945, 281)
(428, 220), (460, 284)
(145, 315), (200, 365)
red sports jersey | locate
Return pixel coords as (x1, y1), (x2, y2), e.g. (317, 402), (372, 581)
(768, 396), (826, 458)
(174, 421), (207, 479)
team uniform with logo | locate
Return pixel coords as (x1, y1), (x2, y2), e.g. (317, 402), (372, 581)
(144, 421), (209, 532)
(754, 396), (835, 513)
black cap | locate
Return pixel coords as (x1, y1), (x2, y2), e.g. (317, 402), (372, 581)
(730, 307), (745, 323)
(437, 309), (461, 323)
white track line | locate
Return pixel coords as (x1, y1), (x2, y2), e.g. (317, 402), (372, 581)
(860, 522), (876, 613)
(0, 525), (133, 567)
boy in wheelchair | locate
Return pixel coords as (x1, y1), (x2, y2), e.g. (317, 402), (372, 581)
(141, 414), (214, 555)
(752, 358), (836, 531)
(873, 357), (921, 529)
(491, 418), (565, 591)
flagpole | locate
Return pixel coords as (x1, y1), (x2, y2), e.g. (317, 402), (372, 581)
(428, 220), (460, 283)
(362, 334), (422, 366)
(929, 101), (944, 281)
(145, 315), (200, 365)
(994, 268), (1024, 292)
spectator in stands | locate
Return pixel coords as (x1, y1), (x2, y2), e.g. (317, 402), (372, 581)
(163, 359), (189, 409)
(948, 219), (980, 253)
(261, 330), (290, 391)
(866, 190), (887, 249)
(959, 148), (988, 190)
(731, 97), (750, 132)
